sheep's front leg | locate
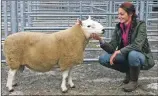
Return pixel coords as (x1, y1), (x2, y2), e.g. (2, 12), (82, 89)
(61, 69), (69, 93)
(6, 69), (17, 92)
(68, 68), (75, 88)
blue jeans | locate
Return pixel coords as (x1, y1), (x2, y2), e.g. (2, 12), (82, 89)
(99, 51), (145, 72)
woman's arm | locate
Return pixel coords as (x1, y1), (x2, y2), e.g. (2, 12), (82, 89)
(101, 25), (119, 53)
(91, 25), (119, 53)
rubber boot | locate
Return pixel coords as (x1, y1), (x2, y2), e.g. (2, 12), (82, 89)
(123, 66), (140, 92)
(123, 71), (130, 84)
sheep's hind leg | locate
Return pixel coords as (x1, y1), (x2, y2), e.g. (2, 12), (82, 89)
(68, 68), (75, 88)
(61, 69), (69, 93)
(12, 65), (25, 87)
(6, 69), (18, 92)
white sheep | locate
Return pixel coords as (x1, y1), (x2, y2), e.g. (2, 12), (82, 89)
(3, 16), (104, 93)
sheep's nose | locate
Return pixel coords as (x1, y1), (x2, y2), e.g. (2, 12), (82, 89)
(101, 29), (105, 34)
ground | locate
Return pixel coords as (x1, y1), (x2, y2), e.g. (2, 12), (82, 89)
(1, 61), (158, 95)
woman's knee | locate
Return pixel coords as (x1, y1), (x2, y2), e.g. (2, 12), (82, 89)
(99, 55), (107, 65)
(99, 53), (111, 66)
(114, 54), (126, 64)
(128, 51), (145, 66)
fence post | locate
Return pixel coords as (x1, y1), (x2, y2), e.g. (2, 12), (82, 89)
(3, 1), (8, 37)
(80, 1), (82, 19)
(20, 1), (25, 31)
(135, 1), (139, 17)
(28, 1), (32, 27)
(140, 1), (145, 20)
(11, 1), (18, 33)
(146, 1), (149, 27)
(108, 1), (113, 38)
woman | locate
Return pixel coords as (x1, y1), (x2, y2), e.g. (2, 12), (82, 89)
(91, 2), (155, 92)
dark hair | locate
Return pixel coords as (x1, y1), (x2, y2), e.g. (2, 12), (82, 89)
(120, 2), (137, 27)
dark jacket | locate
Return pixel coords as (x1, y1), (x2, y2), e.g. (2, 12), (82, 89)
(100, 20), (155, 70)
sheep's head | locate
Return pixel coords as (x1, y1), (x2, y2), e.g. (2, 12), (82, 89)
(76, 16), (105, 39)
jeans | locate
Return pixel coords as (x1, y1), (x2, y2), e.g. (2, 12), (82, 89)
(99, 51), (145, 72)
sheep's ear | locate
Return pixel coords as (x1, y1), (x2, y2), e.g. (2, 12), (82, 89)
(88, 15), (91, 20)
(76, 18), (82, 26)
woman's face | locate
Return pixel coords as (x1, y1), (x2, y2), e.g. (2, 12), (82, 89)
(118, 8), (132, 24)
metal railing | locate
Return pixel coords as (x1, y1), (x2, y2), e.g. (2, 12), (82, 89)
(1, 0), (158, 36)
(1, 0), (158, 62)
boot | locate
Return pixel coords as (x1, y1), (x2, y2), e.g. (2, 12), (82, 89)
(123, 66), (140, 92)
(123, 71), (130, 84)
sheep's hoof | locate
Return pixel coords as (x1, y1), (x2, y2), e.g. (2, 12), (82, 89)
(61, 88), (68, 93)
(13, 83), (18, 87)
(9, 89), (14, 92)
(70, 85), (75, 88)
(62, 90), (68, 93)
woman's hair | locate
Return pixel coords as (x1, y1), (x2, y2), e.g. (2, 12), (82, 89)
(120, 2), (137, 27)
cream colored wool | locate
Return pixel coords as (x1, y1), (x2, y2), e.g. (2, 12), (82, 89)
(4, 24), (88, 72)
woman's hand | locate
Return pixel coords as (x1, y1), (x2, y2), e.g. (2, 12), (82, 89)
(90, 33), (101, 40)
(110, 50), (121, 65)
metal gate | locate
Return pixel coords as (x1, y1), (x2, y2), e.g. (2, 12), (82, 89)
(1, 0), (158, 62)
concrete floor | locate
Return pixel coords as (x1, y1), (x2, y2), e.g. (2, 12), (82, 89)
(1, 61), (158, 95)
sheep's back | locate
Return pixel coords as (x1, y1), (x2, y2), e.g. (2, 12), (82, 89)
(4, 32), (59, 71)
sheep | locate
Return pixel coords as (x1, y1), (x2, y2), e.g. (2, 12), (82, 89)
(3, 16), (104, 93)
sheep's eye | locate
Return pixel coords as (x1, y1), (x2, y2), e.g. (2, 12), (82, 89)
(87, 25), (91, 27)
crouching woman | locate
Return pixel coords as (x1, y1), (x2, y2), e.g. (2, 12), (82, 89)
(91, 2), (155, 92)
